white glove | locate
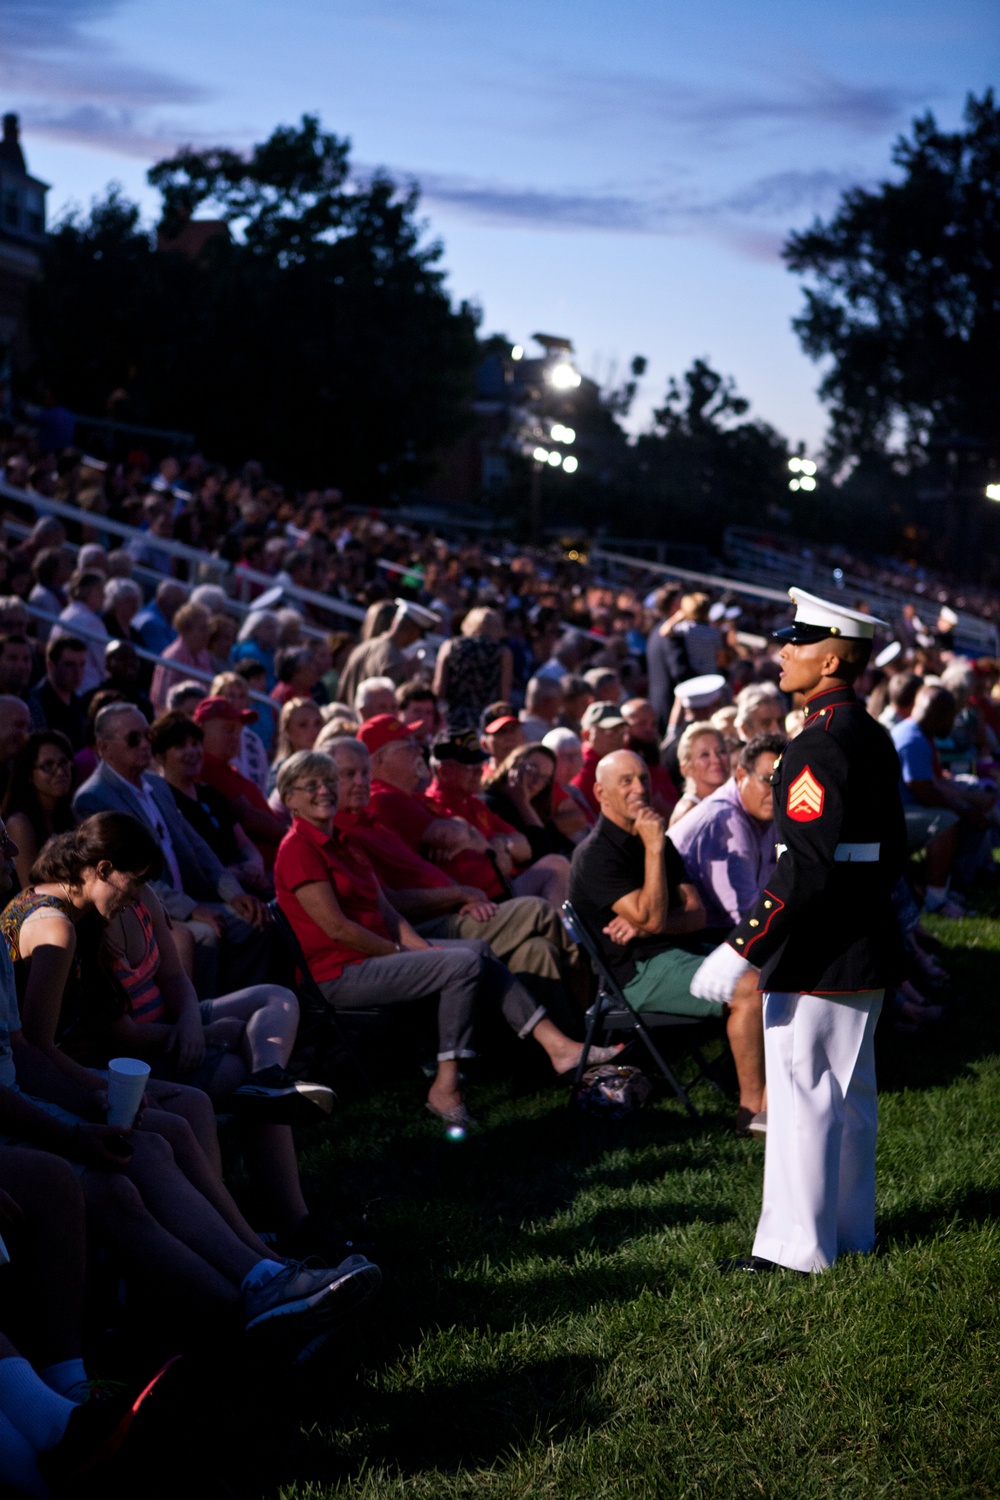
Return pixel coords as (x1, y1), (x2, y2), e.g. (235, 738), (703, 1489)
(690, 942), (752, 1005)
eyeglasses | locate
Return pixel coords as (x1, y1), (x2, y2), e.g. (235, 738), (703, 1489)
(747, 769), (778, 786)
(35, 757), (71, 775)
(291, 778), (338, 796)
(123, 729), (153, 748)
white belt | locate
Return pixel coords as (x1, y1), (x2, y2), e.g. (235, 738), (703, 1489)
(834, 842), (880, 862)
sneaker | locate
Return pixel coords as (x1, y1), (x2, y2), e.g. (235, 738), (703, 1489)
(230, 1065), (336, 1121)
(747, 1110), (767, 1135)
(244, 1255), (381, 1341)
(38, 1356), (184, 1486)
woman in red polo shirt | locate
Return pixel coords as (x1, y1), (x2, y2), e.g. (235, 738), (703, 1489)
(274, 749), (620, 1128)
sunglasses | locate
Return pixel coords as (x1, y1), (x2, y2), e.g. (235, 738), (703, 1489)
(292, 778), (338, 796)
(35, 757), (71, 775)
(123, 729), (153, 748)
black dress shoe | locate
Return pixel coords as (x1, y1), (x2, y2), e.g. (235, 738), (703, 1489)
(718, 1255), (808, 1276)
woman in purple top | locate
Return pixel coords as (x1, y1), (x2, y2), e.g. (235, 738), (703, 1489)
(667, 734), (785, 931)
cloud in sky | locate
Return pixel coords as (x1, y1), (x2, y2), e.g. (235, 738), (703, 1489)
(409, 164), (864, 256)
(1, 0), (208, 109)
(537, 62), (920, 144)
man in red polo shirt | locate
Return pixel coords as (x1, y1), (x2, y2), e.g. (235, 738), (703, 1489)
(362, 715), (510, 897)
(192, 696), (290, 869)
(331, 733), (582, 1013)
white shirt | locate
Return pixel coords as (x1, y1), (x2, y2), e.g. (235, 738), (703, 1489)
(105, 765), (184, 892)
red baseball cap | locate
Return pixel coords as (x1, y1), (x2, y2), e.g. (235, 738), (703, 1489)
(484, 715), (520, 735)
(356, 714), (423, 754)
(193, 695), (258, 726)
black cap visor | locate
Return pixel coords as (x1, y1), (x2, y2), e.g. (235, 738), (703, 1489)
(773, 621), (843, 644)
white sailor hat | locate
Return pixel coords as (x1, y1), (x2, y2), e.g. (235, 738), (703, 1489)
(874, 640), (902, 670)
(774, 587), (888, 645)
(394, 598), (441, 631)
(675, 673), (728, 708)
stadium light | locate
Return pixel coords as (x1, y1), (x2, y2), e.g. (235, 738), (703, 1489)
(551, 423), (576, 444)
(987, 483), (1000, 502)
(788, 457), (802, 473)
(799, 475), (817, 491)
(511, 345), (524, 360)
(549, 361), (582, 390)
(547, 451), (562, 467)
(562, 455), (579, 474)
(533, 447), (549, 463)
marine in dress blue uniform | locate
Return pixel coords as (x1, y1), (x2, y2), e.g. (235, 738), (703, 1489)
(693, 588), (906, 1273)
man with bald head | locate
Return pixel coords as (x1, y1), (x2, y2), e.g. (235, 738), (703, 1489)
(567, 748), (765, 1130)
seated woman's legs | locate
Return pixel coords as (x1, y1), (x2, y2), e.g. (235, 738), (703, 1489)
(141, 1107), (273, 1256)
(203, 984), (299, 1073)
(143, 1077), (225, 1171)
(441, 938), (617, 1075)
(0, 1149), (86, 1377)
(511, 853), (571, 907)
(321, 946), (485, 1113)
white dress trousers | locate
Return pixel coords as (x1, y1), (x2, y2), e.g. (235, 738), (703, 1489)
(752, 988), (883, 1273)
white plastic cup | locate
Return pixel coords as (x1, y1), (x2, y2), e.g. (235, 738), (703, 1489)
(106, 1057), (151, 1128)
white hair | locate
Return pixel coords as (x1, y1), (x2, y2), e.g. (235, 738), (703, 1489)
(103, 577), (142, 610)
(734, 682), (783, 736)
(354, 676), (397, 715)
(236, 609), (279, 645)
(166, 680), (207, 711)
(190, 584), (230, 615)
(542, 727), (582, 755)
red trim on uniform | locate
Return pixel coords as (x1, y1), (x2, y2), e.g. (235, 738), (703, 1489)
(742, 889), (786, 957)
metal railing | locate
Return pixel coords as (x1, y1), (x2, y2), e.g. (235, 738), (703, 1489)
(0, 481), (365, 627)
(24, 604), (276, 713)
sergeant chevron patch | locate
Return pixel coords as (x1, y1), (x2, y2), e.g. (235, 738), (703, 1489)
(787, 765), (824, 822)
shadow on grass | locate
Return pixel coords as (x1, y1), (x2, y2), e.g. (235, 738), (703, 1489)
(877, 1183), (1000, 1248)
(251, 1351), (607, 1491)
(876, 939), (1000, 1096)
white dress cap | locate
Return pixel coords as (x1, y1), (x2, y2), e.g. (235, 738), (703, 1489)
(775, 587), (889, 644)
(675, 673), (728, 708)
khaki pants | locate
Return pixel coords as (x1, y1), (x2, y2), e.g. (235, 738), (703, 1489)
(416, 896), (585, 1019)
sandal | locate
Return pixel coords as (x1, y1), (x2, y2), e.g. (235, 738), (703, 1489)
(425, 1101), (477, 1129)
(554, 1043), (625, 1076)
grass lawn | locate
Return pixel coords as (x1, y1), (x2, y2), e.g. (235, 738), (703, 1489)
(249, 912), (1000, 1499)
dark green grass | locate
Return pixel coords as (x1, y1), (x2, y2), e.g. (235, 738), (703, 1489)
(252, 914), (1000, 1499)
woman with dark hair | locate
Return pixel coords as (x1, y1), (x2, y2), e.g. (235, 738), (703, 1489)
(4, 812), (334, 1249)
(481, 743), (573, 865)
(1, 729), (75, 888)
(150, 710), (269, 894)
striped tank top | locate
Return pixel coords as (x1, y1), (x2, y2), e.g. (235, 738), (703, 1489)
(107, 902), (165, 1025)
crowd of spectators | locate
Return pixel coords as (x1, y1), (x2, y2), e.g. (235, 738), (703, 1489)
(0, 425), (997, 1486)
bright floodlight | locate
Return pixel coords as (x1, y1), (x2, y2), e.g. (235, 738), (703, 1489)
(548, 451), (563, 467)
(788, 457), (802, 473)
(549, 361), (582, 390)
(801, 459), (817, 476)
(562, 455), (579, 474)
(551, 423), (577, 443)
(799, 475), (817, 491)
(987, 483), (1000, 502)
(533, 447), (549, 463)
(789, 479), (800, 491)
(511, 345), (524, 360)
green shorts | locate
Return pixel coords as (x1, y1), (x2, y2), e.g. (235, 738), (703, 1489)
(623, 948), (723, 1019)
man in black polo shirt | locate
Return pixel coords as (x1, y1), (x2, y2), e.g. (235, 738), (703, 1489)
(568, 748), (765, 1131)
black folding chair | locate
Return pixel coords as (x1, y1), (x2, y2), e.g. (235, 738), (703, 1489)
(562, 901), (728, 1118)
(267, 898), (375, 1091)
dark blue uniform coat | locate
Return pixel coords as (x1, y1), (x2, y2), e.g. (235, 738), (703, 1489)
(728, 683), (907, 995)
